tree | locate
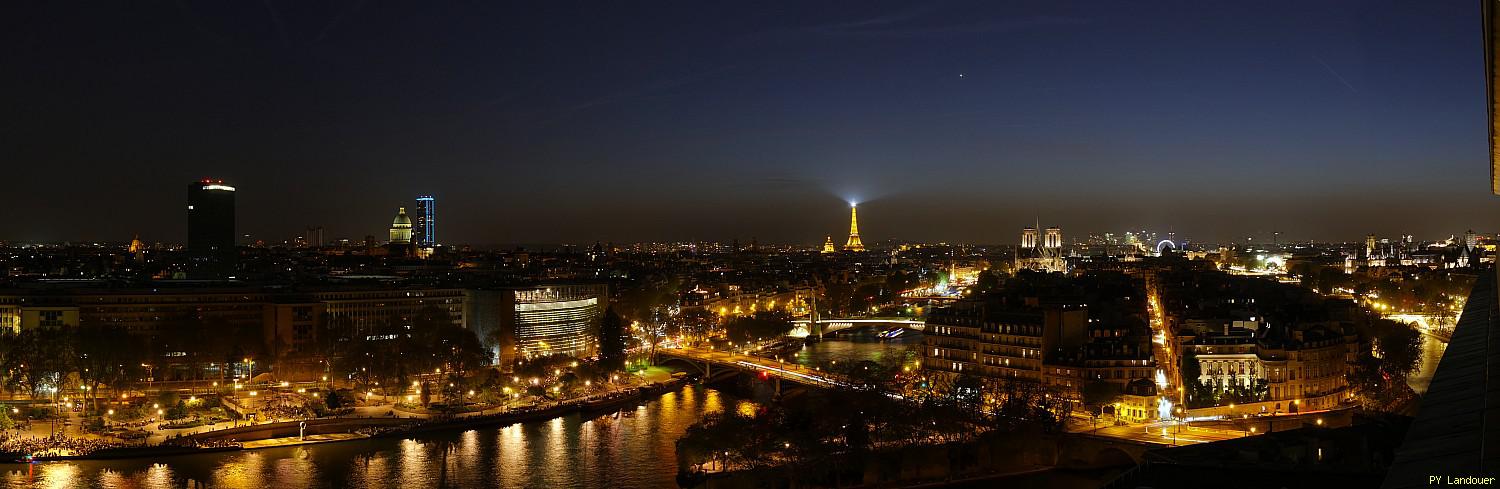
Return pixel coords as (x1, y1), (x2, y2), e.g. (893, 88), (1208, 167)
(616, 276), (682, 324)
(1081, 380), (1122, 430)
(0, 330), (14, 399)
(325, 389), (343, 410)
(421, 322), (490, 380)
(723, 311), (793, 344)
(1317, 267), (1349, 295)
(820, 279), (854, 317)
(1179, 348), (1215, 408)
(76, 326), (143, 413)
(1374, 319), (1422, 380)
(598, 307), (627, 371)
(973, 270), (1002, 295)
(1225, 379), (1269, 404)
(4, 328), (75, 401)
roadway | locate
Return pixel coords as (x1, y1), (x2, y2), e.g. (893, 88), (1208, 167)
(1145, 274), (1183, 409)
(1065, 415), (1245, 445)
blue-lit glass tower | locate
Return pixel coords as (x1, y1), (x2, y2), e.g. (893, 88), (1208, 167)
(414, 195), (436, 246)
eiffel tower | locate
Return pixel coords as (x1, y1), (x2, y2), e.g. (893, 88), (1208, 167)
(843, 205), (865, 251)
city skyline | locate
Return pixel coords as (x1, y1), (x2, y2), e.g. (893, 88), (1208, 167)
(1, 1), (1493, 244)
(4, 176), (1493, 248)
(2, 2), (1495, 485)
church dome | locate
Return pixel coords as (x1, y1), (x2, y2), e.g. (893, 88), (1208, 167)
(392, 207), (412, 228)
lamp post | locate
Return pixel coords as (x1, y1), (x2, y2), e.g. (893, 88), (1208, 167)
(1174, 406), (1185, 446)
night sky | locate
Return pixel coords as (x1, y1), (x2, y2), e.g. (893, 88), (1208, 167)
(1, 1), (1492, 246)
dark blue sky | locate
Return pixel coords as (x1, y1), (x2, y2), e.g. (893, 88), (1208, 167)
(1, 1), (1491, 245)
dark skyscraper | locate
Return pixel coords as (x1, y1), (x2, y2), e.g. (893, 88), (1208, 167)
(414, 195), (436, 247)
(187, 179), (236, 278)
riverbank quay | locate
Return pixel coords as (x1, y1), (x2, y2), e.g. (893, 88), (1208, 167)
(677, 428), (1144, 489)
(0, 378), (690, 463)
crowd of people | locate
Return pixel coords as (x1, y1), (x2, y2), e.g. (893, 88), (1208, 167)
(192, 439), (240, 449)
(0, 433), (131, 458)
(260, 404), (310, 421)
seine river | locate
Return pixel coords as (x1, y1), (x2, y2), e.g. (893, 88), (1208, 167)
(1408, 332), (1448, 394)
(0, 331), (920, 489)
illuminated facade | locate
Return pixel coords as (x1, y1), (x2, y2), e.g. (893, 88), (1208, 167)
(843, 205), (865, 251)
(1017, 224), (1067, 273)
(496, 284), (607, 365)
(1044, 227), (1062, 249)
(821, 236), (836, 253)
(1021, 227), (1038, 249)
(1355, 234), (1414, 268)
(925, 299), (1158, 408)
(1181, 323), (1357, 412)
(187, 179), (236, 278)
(0, 297), (17, 333)
(924, 302), (1094, 383)
(389, 207), (413, 244)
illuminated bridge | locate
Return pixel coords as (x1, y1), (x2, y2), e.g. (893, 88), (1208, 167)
(788, 317), (925, 337)
(657, 347), (853, 392)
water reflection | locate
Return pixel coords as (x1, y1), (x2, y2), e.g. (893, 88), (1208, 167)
(793, 329), (923, 367)
(1409, 333), (1448, 394)
(0, 334), (917, 488)
(0, 384), (743, 489)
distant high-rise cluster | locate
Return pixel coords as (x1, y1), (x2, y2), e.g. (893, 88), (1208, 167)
(186, 179), (236, 278)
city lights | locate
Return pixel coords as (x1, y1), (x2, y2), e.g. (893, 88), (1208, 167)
(0, 7), (1486, 484)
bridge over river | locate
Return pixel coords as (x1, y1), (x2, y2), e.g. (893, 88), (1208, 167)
(789, 317), (925, 337)
(657, 346), (856, 393)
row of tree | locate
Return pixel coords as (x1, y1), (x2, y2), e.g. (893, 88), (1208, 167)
(0, 325), (147, 413)
(331, 307), (490, 402)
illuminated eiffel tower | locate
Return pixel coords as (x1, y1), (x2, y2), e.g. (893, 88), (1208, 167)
(843, 205), (865, 251)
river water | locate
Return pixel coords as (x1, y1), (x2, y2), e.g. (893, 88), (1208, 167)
(0, 332), (919, 489)
(1408, 333), (1448, 394)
